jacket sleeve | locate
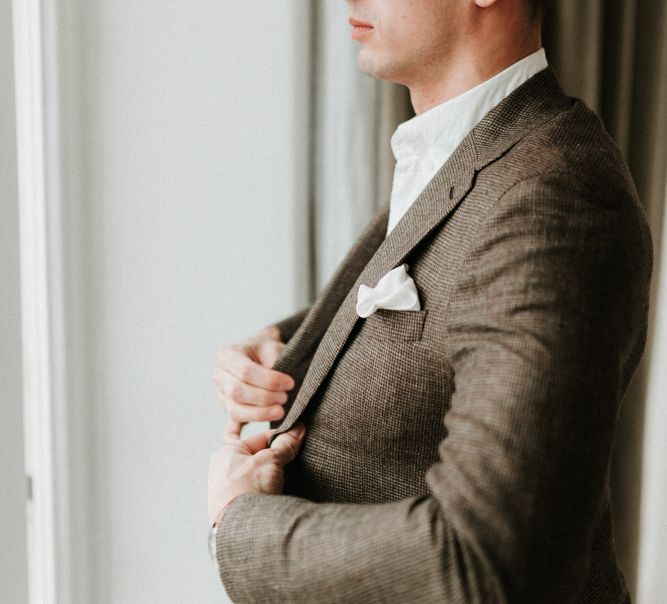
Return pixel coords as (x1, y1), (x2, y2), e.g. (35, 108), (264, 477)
(273, 307), (310, 343)
(216, 174), (652, 603)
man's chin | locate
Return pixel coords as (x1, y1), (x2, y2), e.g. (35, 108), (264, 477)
(356, 52), (400, 83)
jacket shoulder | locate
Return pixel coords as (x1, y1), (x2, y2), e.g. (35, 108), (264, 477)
(496, 100), (637, 211)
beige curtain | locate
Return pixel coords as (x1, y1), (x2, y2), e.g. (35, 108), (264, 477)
(311, 1), (412, 292)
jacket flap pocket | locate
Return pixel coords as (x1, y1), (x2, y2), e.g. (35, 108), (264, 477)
(361, 309), (427, 341)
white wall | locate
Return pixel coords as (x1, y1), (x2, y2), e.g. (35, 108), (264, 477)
(66, 2), (311, 602)
(0, 0), (28, 601)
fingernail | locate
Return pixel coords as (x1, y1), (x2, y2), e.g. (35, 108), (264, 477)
(270, 406), (284, 420)
(277, 392), (289, 404)
(291, 423), (305, 438)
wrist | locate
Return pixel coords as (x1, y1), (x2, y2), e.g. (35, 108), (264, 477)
(209, 497), (237, 565)
(213, 496), (237, 527)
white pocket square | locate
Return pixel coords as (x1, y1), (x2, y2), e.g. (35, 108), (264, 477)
(356, 264), (421, 318)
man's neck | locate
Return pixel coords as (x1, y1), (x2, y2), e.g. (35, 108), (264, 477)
(408, 41), (542, 115)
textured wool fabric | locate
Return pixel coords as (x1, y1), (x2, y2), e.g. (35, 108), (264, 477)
(217, 68), (652, 603)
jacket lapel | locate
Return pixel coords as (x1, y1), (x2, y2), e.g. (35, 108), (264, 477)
(273, 68), (569, 436)
(273, 137), (478, 436)
(272, 207), (389, 377)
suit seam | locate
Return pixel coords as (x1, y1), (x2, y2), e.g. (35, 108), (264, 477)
(492, 168), (607, 207)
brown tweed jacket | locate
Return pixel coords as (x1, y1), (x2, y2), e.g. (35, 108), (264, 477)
(216, 68), (652, 603)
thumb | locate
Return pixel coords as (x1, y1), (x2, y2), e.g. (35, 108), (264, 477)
(269, 423), (306, 466)
(240, 429), (273, 455)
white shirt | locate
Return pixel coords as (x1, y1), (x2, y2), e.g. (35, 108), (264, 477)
(386, 48), (549, 236)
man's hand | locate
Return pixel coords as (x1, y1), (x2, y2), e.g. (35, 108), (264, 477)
(213, 326), (295, 423)
(208, 420), (306, 525)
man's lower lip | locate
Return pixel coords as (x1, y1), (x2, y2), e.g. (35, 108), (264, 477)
(351, 26), (374, 40)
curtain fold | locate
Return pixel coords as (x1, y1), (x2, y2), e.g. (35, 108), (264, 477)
(311, 2), (410, 292)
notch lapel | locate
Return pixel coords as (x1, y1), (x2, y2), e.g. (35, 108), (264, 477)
(272, 68), (570, 437)
(273, 138), (478, 437)
(272, 207), (389, 377)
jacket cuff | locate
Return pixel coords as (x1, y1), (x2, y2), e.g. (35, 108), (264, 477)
(215, 493), (300, 602)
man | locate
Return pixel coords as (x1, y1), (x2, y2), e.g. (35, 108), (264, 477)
(208, 0), (652, 602)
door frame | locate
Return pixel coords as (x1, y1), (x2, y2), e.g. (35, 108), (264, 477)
(12, 1), (79, 601)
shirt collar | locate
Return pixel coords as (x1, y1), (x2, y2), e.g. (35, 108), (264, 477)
(391, 48), (549, 163)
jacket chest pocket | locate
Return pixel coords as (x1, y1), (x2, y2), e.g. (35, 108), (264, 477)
(312, 307), (451, 451)
(359, 309), (427, 342)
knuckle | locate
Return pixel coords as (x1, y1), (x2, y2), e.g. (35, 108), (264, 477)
(218, 382), (229, 399)
(228, 382), (243, 400)
(276, 436), (297, 455)
(259, 391), (275, 406)
(254, 409), (271, 422)
(260, 465), (279, 484)
(254, 407), (271, 421)
(223, 380), (234, 396)
(282, 442), (297, 460)
(237, 364), (253, 382)
(266, 375), (282, 390)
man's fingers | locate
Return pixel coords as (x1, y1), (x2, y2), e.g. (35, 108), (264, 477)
(222, 418), (244, 443)
(256, 339), (287, 369)
(269, 423), (306, 465)
(242, 429), (275, 455)
(219, 395), (286, 423)
(219, 347), (295, 392)
(215, 369), (289, 407)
